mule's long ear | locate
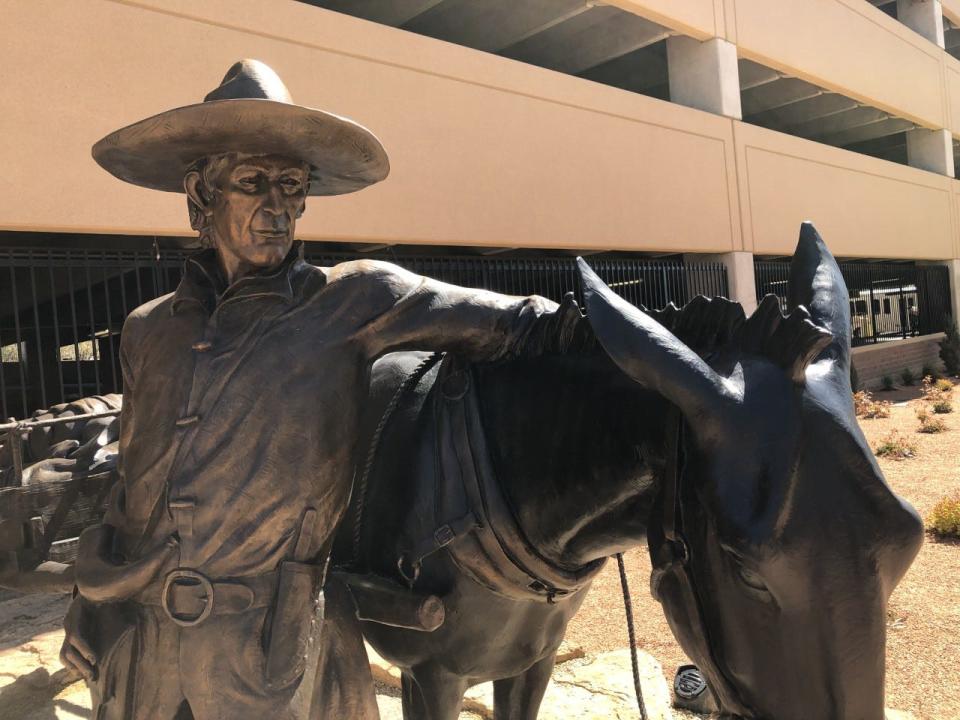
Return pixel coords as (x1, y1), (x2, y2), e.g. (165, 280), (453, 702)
(577, 258), (735, 426)
(787, 223), (851, 386)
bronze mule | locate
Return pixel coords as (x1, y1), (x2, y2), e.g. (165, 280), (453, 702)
(334, 223), (923, 720)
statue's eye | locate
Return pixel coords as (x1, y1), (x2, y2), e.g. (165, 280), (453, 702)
(280, 177), (303, 193)
(238, 175), (259, 189)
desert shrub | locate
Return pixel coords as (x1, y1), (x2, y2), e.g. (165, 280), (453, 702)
(881, 375), (895, 391)
(935, 378), (954, 393)
(926, 494), (960, 538)
(921, 363), (939, 381)
(854, 391), (891, 419)
(900, 368), (915, 386)
(940, 318), (960, 376)
(921, 376), (953, 413)
(918, 417), (946, 433)
(916, 406), (946, 432)
(874, 431), (917, 460)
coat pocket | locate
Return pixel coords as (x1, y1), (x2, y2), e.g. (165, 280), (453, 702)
(262, 560), (323, 690)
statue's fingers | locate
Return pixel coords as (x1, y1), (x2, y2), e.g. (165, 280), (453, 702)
(70, 630), (97, 669)
(61, 644), (95, 682)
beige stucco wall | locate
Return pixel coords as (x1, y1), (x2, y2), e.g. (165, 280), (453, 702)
(730, 0), (946, 129)
(736, 121), (957, 258)
(2, 0), (742, 253)
(1, 0), (959, 261)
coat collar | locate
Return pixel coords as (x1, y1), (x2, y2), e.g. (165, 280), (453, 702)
(171, 241), (304, 315)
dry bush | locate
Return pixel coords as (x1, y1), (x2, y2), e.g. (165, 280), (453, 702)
(935, 378), (954, 393)
(921, 376), (954, 414)
(926, 493), (960, 538)
(874, 430), (917, 460)
(854, 391), (891, 419)
(917, 413), (947, 433)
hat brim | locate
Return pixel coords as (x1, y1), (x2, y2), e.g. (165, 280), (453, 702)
(92, 99), (390, 196)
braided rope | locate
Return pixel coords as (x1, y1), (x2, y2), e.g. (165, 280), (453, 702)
(350, 352), (444, 567)
(617, 552), (649, 720)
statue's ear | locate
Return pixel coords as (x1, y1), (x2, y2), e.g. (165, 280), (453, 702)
(184, 171), (213, 232)
(786, 222), (851, 389)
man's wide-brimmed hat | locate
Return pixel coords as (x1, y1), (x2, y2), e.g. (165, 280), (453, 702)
(92, 59), (389, 196)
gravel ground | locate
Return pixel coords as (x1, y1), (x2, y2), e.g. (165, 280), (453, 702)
(565, 380), (960, 720)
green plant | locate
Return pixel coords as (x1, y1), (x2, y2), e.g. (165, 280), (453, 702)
(881, 375), (895, 391)
(935, 378), (954, 393)
(854, 391), (891, 419)
(940, 317), (960, 376)
(921, 363), (939, 381)
(900, 368), (915, 386)
(926, 493), (960, 538)
(874, 430), (917, 460)
(933, 399), (953, 414)
(919, 375), (953, 414)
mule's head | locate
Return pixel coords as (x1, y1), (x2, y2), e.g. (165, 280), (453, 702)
(578, 223), (923, 719)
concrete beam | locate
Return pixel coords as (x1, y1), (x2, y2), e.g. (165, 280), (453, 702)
(897, 0), (945, 47)
(580, 46), (667, 93)
(315, 0), (445, 27)
(666, 36), (742, 119)
(747, 93), (859, 129)
(791, 106), (886, 139)
(741, 78), (822, 117)
(689, 252), (758, 315)
(906, 128), (955, 175)
(738, 59), (781, 91)
(406, 0), (589, 53)
(503, 7), (671, 75)
(817, 117), (915, 146)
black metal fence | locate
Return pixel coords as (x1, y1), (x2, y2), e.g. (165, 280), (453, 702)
(0, 243), (727, 420)
(755, 260), (952, 347)
(0, 246), (190, 421)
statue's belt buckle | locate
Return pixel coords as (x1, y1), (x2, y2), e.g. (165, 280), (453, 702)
(161, 569), (215, 627)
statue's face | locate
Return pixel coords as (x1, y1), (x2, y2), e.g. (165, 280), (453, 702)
(207, 154), (309, 272)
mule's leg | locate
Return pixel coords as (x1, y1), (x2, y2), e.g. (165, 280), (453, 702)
(492, 653), (556, 720)
(401, 665), (468, 720)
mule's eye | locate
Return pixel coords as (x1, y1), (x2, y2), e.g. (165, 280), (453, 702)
(737, 565), (768, 592)
(723, 546), (771, 596)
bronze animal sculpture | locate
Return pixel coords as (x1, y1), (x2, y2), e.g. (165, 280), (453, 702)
(335, 223), (924, 720)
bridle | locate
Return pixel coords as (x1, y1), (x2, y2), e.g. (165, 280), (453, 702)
(653, 407), (755, 718)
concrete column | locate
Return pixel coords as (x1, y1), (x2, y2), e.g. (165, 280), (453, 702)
(666, 36), (742, 119)
(896, 0), (945, 47)
(686, 251), (758, 315)
(906, 127), (954, 176)
(941, 258), (960, 324)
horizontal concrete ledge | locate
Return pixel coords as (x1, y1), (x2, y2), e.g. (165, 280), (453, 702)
(851, 333), (945, 356)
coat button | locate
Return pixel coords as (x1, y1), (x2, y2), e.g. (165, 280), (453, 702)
(176, 415), (200, 427)
(191, 341), (213, 352)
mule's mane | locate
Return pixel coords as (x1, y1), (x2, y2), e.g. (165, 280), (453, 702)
(647, 294), (832, 383)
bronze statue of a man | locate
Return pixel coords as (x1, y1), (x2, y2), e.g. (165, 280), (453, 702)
(60, 59), (573, 719)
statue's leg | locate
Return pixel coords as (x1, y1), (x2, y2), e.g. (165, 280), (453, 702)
(402, 665), (468, 720)
(492, 653), (556, 720)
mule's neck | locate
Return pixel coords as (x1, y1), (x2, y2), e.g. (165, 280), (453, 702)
(475, 351), (669, 570)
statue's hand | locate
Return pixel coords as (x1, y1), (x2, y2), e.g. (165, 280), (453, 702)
(517, 292), (594, 357)
(75, 524), (177, 603)
(60, 594), (98, 682)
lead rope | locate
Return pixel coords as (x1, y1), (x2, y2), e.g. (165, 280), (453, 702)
(616, 552), (649, 720)
(350, 352), (444, 567)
